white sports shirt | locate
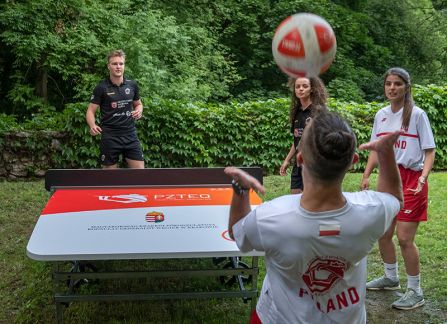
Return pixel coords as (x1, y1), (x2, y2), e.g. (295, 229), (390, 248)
(371, 105), (435, 171)
(233, 191), (400, 324)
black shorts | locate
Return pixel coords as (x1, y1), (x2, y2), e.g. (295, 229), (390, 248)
(291, 164), (303, 190)
(100, 133), (144, 166)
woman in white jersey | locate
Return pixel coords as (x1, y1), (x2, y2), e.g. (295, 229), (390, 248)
(361, 67), (436, 310)
(280, 76), (328, 193)
(225, 111), (403, 324)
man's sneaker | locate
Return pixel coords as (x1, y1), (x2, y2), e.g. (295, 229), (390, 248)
(392, 288), (425, 310)
(366, 276), (400, 290)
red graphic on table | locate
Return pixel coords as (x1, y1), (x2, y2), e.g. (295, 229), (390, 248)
(99, 194), (147, 204)
(221, 230), (234, 241)
(302, 257), (349, 294)
(146, 211), (165, 223)
(41, 188), (262, 216)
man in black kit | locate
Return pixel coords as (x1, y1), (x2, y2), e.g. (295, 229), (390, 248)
(86, 49), (144, 169)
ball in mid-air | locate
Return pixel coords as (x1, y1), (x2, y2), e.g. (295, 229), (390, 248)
(272, 13), (336, 78)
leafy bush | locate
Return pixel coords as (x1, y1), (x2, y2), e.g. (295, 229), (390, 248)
(328, 99), (383, 172)
(327, 78), (365, 103)
(0, 113), (19, 132)
(414, 84), (447, 169)
(55, 99), (292, 173)
(2, 84), (447, 175)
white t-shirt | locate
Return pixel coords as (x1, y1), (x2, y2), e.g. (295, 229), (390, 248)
(371, 105), (435, 171)
(233, 191), (400, 324)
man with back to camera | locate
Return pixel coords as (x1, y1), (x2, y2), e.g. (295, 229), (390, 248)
(86, 49), (144, 169)
(225, 112), (403, 323)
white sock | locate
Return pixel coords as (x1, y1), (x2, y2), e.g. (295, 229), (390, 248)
(384, 262), (399, 281)
(407, 274), (422, 294)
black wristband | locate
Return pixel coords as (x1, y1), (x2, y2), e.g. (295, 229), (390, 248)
(231, 179), (249, 196)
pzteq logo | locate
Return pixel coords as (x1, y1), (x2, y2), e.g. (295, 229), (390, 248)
(98, 194), (147, 203)
(302, 257), (349, 294)
(154, 193), (211, 201)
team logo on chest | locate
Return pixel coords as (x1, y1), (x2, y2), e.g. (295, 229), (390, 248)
(125, 88), (131, 95)
(302, 256), (350, 294)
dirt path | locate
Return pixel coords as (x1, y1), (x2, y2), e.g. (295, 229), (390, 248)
(366, 290), (447, 323)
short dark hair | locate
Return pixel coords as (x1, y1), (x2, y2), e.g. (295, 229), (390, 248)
(107, 49), (126, 63)
(300, 112), (357, 182)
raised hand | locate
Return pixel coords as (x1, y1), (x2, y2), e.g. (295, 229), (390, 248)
(224, 167), (266, 195)
(358, 131), (401, 153)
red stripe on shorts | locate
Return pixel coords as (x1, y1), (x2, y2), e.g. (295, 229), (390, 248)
(250, 309), (262, 324)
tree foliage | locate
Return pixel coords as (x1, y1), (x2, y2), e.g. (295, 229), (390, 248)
(0, 0), (239, 116)
(1, 0), (447, 116)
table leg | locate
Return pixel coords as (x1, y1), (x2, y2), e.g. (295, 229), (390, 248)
(55, 301), (63, 324)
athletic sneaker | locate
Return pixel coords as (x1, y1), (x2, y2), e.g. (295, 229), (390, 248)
(366, 276), (400, 290)
(392, 288), (425, 310)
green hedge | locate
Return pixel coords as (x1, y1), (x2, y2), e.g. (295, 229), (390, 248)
(413, 84), (447, 168)
(56, 99), (292, 173)
(3, 84), (447, 175)
(327, 100), (377, 172)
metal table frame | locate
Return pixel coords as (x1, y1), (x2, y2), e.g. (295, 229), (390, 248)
(52, 257), (259, 323)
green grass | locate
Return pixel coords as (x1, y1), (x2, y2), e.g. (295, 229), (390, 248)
(0, 173), (446, 323)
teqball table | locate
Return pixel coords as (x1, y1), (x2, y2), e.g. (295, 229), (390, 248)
(27, 168), (264, 323)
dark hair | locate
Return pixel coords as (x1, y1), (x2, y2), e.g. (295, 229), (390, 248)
(107, 49), (126, 63)
(288, 76), (328, 124)
(383, 67), (413, 130)
(300, 112), (357, 182)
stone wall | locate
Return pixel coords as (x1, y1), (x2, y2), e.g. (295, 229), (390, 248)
(0, 131), (65, 179)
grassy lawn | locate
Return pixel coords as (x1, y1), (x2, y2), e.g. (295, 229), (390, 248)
(0, 173), (446, 323)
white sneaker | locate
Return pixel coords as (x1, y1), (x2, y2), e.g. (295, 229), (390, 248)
(366, 276), (401, 290)
(392, 288), (425, 310)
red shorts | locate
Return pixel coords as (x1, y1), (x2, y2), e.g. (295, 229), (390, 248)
(397, 165), (428, 222)
(250, 309), (262, 324)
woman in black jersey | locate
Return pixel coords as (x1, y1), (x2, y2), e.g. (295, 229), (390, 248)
(280, 76), (328, 193)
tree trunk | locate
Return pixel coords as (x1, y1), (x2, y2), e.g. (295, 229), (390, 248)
(35, 56), (48, 103)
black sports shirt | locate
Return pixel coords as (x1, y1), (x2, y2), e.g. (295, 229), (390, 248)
(90, 78), (141, 136)
(291, 104), (313, 149)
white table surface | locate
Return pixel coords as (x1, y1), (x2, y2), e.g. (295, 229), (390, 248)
(27, 187), (264, 261)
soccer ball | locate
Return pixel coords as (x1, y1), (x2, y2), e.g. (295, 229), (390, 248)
(272, 13), (336, 78)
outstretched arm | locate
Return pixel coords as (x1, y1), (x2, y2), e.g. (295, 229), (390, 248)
(359, 131), (403, 208)
(224, 167), (265, 240)
(360, 151), (378, 190)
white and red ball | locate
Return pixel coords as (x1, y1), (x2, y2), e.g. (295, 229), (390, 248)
(272, 13), (336, 78)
